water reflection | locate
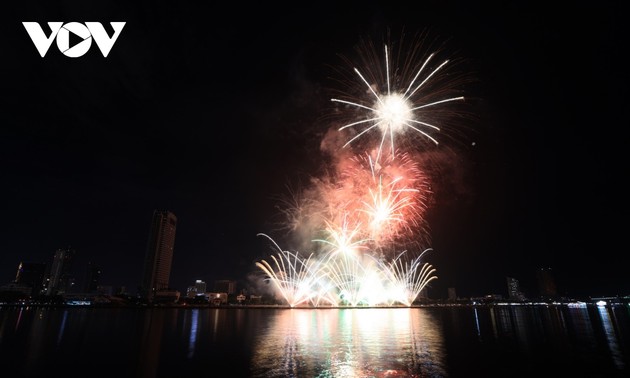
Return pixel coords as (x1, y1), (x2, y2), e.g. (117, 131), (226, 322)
(598, 306), (625, 369)
(0, 305), (628, 377)
(252, 308), (446, 377)
(57, 310), (68, 345)
(565, 306), (595, 348)
(15, 307), (24, 331)
(187, 309), (199, 359)
(473, 307), (481, 338)
(23, 308), (53, 376)
(137, 309), (164, 378)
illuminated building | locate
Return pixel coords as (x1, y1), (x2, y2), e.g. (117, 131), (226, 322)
(506, 276), (526, 301)
(186, 280), (207, 299)
(194, 279), (207, 294)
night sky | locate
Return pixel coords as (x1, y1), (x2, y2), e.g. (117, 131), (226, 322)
(2, 2), (626, 299)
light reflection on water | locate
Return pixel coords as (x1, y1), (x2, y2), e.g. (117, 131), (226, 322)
(187, 309), (199, 359)
(251, 308), (446, 377)
(0, 305), (629, 377)
(57, 310), (68, 345)
(598, 305), (625, 369)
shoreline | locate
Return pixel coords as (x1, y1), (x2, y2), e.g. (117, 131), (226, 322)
(1, 299), (627, 310)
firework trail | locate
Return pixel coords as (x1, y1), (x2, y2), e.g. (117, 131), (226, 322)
(255, 34), (467, 307)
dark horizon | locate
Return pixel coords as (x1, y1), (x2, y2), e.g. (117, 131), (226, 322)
(2, 2), (627, 301)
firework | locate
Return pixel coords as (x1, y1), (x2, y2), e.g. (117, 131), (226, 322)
(256, 233), (437, 307)
(256, 233), (337, 307)
(330, 39), (465, 165)
(340, 150), (430, 248)
(254, 35), (466, 307)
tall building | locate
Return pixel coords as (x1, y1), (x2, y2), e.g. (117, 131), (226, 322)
(141, 210), (177, 302)
(15, 262), (46, 296)
(84, 262), (102, 293)
(536, 267), (558, 299)
(506, 276), (526, 301)
(46, 247), (76, 295)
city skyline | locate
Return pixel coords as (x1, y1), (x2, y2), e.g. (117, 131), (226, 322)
(0, 222), (605, 301)
(2, 2), (627, 299)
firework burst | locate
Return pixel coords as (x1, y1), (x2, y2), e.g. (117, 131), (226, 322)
(341, 150), (431, 249)
(330, 36), (465, 165)
(254, 33), (468, 307)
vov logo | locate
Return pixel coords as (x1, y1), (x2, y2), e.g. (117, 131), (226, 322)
(22, 22), (126, 58)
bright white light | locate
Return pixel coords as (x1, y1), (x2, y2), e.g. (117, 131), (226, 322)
(375, 94), (412, 134)
(332, 44), (464, 165)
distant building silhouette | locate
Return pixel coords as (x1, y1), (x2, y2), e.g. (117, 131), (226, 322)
(141, 210), (177, 302)
(506, 276), (526, 301)
(448, 287), (457, 301)
(195, 279), (207, 293)
(214, 280), (237, 295)
(187, 279), (207, 298)
(84, 262), (101, 293)
(15, 261), (46, 296)
(45, 247), (76, 295)
(536, 267), (558, 299)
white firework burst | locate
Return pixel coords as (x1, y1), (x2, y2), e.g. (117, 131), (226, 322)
(331, 44), (464, 164)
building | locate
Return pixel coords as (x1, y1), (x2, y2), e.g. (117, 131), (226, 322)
(186, 286), (197, 299)
(84, 262), (101, 293)
(214, 280), (237, 295)
(536, 267), (558, 299)
(506, 276), (526, 301)
(186, 280), (208, 299)
(46, 247), (76, 295)
(153, 289), (181, 304)
(15, 261), (46, 296)
(141, 210), (177, 302)
(207, 292), (228, 306)
(448, 287), (457, 301)
(195, 279), (207, 294)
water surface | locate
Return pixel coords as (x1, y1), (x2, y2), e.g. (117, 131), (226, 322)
(1, 305), (628, 377)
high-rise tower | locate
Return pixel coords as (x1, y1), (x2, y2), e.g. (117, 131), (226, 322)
(45, 247), (76, 295)
(141, 210), (177, 302)
(506, 276), (526, 301)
